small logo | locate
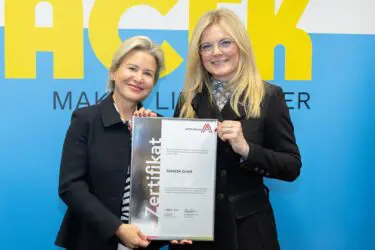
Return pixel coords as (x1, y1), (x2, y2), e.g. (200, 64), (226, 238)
(201, 123), (212, 133)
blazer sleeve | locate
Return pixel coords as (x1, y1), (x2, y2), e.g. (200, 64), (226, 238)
(58, 109), (122, 242)
(173, 94), (182, 118)
(239, 86), (302, 181)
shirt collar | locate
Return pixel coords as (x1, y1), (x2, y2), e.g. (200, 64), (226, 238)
(211, 77), (227, 90)
(100, 93), (143, 127)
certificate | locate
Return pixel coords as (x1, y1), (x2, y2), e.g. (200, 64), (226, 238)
(129, 117), (217, 241)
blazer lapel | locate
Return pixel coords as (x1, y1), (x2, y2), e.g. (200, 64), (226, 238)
(220, 101), (246, 121)
(192, 85), (222, 120)
(192, 84), (247, 121)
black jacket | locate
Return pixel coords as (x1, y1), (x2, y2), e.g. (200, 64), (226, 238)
(55, 94), (165, 250)
(172, 82), (301, 250)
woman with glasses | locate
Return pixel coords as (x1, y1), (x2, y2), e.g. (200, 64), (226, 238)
(173, 8), (301, 250)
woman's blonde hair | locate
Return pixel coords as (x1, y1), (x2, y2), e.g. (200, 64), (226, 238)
(179, 8), (264, 118)
(107, 36), (165, 92)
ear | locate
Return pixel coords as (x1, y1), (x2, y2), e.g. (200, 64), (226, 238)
(109, 70), (116, 82)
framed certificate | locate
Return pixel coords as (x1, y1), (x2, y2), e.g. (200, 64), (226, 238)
(129, 117), (217, 241)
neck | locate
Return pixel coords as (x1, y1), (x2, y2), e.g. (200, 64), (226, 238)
(211, 76), (229, 84)
(112, 92), (137, 121)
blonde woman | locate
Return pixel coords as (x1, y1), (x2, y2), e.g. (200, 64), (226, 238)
(55, 36), (169, 250)
(173, 9), (301, 250)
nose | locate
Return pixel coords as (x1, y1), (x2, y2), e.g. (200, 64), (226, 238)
(134, 71), (143, 82)
(212, 44), (223, 56)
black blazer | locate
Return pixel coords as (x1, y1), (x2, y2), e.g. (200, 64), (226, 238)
(173, 82), (301, 250)
(56, 94), (139, 250)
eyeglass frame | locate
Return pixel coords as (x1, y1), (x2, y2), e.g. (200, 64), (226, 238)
(198, 38), (236, 55)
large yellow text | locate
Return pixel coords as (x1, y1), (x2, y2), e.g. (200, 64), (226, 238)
(4, 0), (311, 80)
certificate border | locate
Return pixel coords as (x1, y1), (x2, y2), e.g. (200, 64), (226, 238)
(129, 117), (218, 241)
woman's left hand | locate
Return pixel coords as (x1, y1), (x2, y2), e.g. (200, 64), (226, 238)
(170, 240), (193, 245)
(217, 121), (249, 157)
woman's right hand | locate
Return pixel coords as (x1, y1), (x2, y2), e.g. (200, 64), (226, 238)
(116, 223), (150, 248)
(133, 107), (157, 118)
(128, 107), (158, 131)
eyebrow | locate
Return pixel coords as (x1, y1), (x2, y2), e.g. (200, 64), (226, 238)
(126, 63), (138, 68)
(200, 37), (232, 44)
(127, 64), (155, 73)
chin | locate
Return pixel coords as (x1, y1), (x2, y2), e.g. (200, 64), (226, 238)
(212, 73), (232, 80)
(123, 94), (145, 103)
(211, 69), (232, 77)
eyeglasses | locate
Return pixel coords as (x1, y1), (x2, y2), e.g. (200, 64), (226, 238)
(199, 38), (235, 55)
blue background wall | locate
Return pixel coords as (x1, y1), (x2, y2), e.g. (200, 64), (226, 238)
(0, 16), (374, 250)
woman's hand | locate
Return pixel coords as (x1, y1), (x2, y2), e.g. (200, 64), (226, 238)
(134, 107), (157, 117)
(116, 224), (150, 248)
(128, 108), (157, 131)
(217, 121), (249, 157)
(170, 240), (193, 245)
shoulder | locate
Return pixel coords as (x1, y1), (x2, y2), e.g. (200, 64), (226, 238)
(64, 104), (104, 141)
(261, 81), (285, 107)
(261, 81), (287, 118)
(263, 81), (283, 99)
(70, 103), (101, 125)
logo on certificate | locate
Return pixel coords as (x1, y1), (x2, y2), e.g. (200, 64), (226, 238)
(201, 123), (213, 133)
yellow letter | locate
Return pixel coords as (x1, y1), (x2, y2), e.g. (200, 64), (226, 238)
(89, 0), (182, 78)
(4, 0), (83, 79)
(248, 0), (312, 80)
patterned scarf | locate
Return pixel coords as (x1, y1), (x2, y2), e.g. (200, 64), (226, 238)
(211, 77), (231, 111)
